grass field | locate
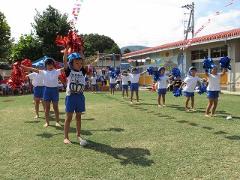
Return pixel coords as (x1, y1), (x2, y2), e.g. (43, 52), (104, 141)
(0, 91), (240, 179)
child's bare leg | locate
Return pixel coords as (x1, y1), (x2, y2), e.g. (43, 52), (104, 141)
(162, 94), (166, 105)
(76, 113), (82, 137)
(126, 90), (128, 97)
(130, 91), (134, 102)
(191, 96), (195, 109)
(136, 91), (139, 102)
(122, 90), (124, 97)
(44, 101), (50, 127)
(158, 95), (161, 106)
(205, 99), (213, 115)
(52, 102), (60, 124)
(211, 99), (218, 115)
(185, 97), (190, 110)
(41, 100), (45, 112)
(64, 112), (73, 144)
(34, 97), (40, 118)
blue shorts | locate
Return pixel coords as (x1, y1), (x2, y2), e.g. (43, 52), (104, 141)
(33, 86), (44, 99)
(65, 94), (85, 113)
(183, 91), (194, 97)
(110, 83), (116, 89)
(122, 85), (128, 91)
(158, 88), (167, 95)
(43, 87), (59, 102)
(207, 91), (220, 99)
(130, 83), (139, 91)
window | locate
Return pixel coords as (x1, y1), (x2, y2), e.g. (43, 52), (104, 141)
(210, 46), (228, 58)
(191, 49), (208, 60)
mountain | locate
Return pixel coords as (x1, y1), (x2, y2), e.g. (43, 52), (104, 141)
(121, 45), (149, 54)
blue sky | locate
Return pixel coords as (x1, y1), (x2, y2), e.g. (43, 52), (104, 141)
(0, 0), (239, 47)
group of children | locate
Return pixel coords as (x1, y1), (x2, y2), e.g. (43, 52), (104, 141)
(21, 48), (226, 146)
(22, 48), (87, 146)
(152, 65), (226, 117)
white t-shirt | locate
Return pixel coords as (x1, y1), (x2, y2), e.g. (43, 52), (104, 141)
(91, 76), (97, 85)
(121, 75), (129, 85)
(65, 67), (86, 96)
(183, 76), (201, 92)
(40, 69), (61, 88)
(157, 75), (168, 89)
(207, 73), (221, 91)
(110, 77), (116, 84)
(28, 72), (44, 87)
(129, 73), (140, 83)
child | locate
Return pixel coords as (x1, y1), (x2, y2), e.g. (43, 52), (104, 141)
(156, 67), (168, 107)
(181, 67), (201, 112)
(63, 50), (87, 146)
(129, 68), (144, 104)
(121, 70), (129, 98)
(205, 66), (226, 117)
(27, 70), (45, 118)
(22, 58), (63, 127)
(91, 73), (97, 93)
(109, 75), (117, 95)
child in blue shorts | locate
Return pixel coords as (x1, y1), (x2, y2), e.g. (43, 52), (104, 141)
(129, 68), (143, 104)
(27, 71), (45, 118)
(181, 67), (201, 112)
(109, 76), (117, 95)
(205, 66), (226, 117)
(121, 70), (129, 98)
(22, 58), (64, 127)
(63, 49), (87, 146)
(156, 67), (169, 107)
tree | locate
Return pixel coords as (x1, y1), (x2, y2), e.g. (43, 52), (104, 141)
(82, 34), (121, 57)
(32, 6), (71, 60)
(123, 48), (131, 54)
(0, 12), (11, 62)
(11, 34), (42, 61)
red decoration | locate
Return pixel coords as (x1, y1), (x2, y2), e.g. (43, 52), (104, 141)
(55, 30), (84, 54)
(7, 59), (32, 89)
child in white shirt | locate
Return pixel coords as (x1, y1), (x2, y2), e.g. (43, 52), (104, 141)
(181, 67), (201, 112)
(27, 71), (45, 118)
(121, 71), (129, 98)
(205, 66), (226, 117)
(91, 74), (97, 93)
(129, 68), (142, 104)
(109, 76), (117, 95)
(156, 67), (168, 107)
(22, 58), (64, 127)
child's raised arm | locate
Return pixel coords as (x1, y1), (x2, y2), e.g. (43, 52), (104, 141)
(63, 48), (69, 70)
(21, 65), (39, 73)
(221, 68), (227, 76)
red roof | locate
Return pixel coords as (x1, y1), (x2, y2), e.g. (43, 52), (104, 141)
(123, 28), (240, 57)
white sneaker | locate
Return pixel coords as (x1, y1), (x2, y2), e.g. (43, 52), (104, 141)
(78, 137), (88, 146)
(55, 122), (62, 127)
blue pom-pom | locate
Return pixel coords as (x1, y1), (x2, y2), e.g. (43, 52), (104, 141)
(171, 68), (181, 78)
(219, 56), (231, 70)
(147, 67), (154, 75)
(197, 84), (207, 95)
(153, 73), (160, 81)
(203, 57), (215, 71)
(173, 88), (182, 97)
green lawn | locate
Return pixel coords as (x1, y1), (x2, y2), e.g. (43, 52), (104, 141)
(0, 91), (240, 179)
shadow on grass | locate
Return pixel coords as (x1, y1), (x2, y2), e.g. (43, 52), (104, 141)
(82, 140), (154, 166)
(24, 120), (41, 123)
(176, 120), (189, 123)
(36, 132), (62, 138)
(225, 135), (240, 141)
(82, 118), (95, 121)
(202, 126), (214, 130)
(214, 131), (228, 135)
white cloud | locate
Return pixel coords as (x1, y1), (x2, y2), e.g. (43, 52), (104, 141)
(0, 0), (239, 48)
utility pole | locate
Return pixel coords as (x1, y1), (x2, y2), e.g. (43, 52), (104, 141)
(182, 2), (195, 40)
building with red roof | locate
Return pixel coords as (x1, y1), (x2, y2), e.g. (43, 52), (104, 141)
(122, 28), (240, 91)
